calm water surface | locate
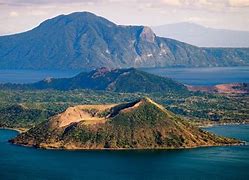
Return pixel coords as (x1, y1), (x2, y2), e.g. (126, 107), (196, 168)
(0, 69), (78, 84)
(142, 66), (249, 85)
(0, 125), (249, 180)
(0, 67), (249, 85)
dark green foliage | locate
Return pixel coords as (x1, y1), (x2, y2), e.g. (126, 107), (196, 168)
(61, 99), (187, 148)
(0, 89), (144, 128)
(4, 68), (189, 95)
(0, 88), (249, 129)
(0, 104), (51, 128)
(111, 100), (168, 126)
(11, 98), (241, 149)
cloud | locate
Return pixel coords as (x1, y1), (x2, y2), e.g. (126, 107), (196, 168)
(159, 0), (182, 6)
(131, 0), (229, 11)
(1, 0), (249, 10)
(0, 0), (249, 35)
(145, 0), (249, 10)
(0, 0), (99, 5)
(229, 0), (249, 7)
(159, 0), (229, 8)
(9, 11), (19, 17)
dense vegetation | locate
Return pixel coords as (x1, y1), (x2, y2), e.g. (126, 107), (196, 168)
(1, 68), (189, 95)
(0, 88), (248, 129)
(11, 98), (241, 149)
(0, 104), (52, 128)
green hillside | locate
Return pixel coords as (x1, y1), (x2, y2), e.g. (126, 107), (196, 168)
(11, 98), (241, 150)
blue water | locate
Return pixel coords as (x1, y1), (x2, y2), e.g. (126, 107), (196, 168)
(142, 66), (249, 85)
(0, 69), (79, 84)
(1, 125), (249, 179)
(0, 67), (249, 85)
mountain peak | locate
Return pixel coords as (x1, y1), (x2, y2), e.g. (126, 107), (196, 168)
(138, 97), (157, 105)
(92, 67), (112, 78)
(1, 12), (249, 70)
(22, 68), (189, 94)
(138, 97), (168, 112)
(11, 98), (242, 149)
(140, 26), (156, 42)
(64, 11), (115, 24)
(37, 11), (116, 30)
(50, 97), (161, 128)
(67, 11), (98, 17)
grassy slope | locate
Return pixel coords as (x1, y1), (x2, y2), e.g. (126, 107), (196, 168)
(11, 98), (241, 149)
(0, 89), (249, 129)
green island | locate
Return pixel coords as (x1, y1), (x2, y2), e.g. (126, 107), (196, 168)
(10, 97), (242, 149)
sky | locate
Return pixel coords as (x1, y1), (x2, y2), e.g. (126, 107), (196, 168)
(0, 0), (249, 35)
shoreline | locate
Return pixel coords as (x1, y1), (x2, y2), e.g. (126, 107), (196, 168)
(2, 123), (248, 151)
(10, 140), (246, 151)
(0, 127), (28, 133)
(197, 121), (249, 128)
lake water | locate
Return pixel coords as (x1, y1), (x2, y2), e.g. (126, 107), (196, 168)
(0, 67), (249, 85)
(142, 66), (249, 86)
(1, 125), (249, 179)
(0, 69), (78, 84)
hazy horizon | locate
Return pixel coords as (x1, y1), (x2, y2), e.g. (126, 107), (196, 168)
(1, 0), (249, 35)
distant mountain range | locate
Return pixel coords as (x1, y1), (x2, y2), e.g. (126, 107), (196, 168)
(10, 97), (241, 149)
(3, 67), (189, 94)
(152, 22), (249, 48)
(0, 12), (249, 70)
